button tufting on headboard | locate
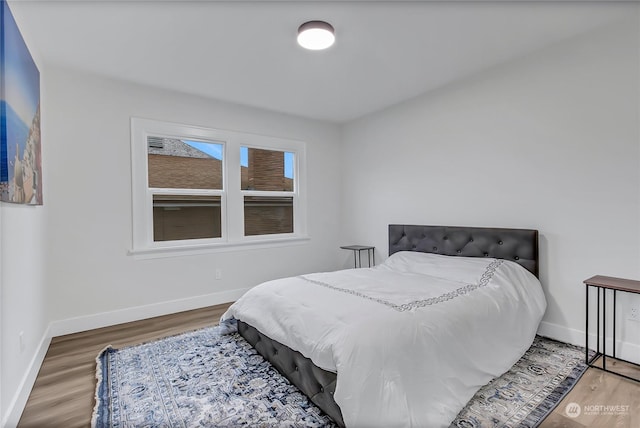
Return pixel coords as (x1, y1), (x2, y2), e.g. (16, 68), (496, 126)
(388, 225), (539, 277)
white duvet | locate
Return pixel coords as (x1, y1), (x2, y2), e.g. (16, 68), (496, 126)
(221, 252), (546, 428)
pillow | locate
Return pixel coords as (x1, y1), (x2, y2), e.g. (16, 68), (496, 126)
(379, 251), (504, 285)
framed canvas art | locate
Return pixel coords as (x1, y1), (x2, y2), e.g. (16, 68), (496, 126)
(1, 0), (42, 204)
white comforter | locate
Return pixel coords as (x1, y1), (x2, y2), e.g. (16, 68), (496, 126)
(221, 252), (546, 428)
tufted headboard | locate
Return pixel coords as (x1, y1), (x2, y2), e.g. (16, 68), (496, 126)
(389, 225), (539, 277)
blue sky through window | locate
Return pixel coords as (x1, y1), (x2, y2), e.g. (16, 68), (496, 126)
(183, 140), (223, 159)
(240, 146), (248, 167)
(183, 141), (293, 179)
(284, 152), (294, 179)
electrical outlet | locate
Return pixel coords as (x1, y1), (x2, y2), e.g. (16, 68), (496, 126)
(19, 331), (25, 352)
(215, 269), (222, 280)
(630, 305), (640, 322)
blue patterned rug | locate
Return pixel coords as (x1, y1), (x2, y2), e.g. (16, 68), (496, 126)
(93, 326), (591, 428)
(450, 336), (594, 428)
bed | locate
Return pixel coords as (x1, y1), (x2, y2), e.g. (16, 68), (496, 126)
(221, 225), (546, 427)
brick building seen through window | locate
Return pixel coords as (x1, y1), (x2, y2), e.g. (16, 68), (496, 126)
(148, 138), (294, 241)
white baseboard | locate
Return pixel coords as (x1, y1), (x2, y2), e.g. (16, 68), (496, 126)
(2, 325), (52, 428)
(538, 320), (640, 364)
(2, 287), (248, 428)
(49, 287), (249, 337)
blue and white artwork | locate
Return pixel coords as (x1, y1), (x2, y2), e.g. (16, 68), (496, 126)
(1, 0), (42, 204)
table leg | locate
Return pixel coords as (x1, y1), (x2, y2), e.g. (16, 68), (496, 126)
(603, 288), (607, 371)
(613, 290), (617, 359)
(586, 285), (589, 364)
(597, 287), (601, 355)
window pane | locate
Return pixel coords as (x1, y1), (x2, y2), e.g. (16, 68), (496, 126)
(148, 137), (223, 190)
(241, 147), (294, 191)
(244, 196), (293, 236)
(153, 195), (221, 241)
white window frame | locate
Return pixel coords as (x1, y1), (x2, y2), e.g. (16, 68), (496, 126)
(130, 118), (308, 258)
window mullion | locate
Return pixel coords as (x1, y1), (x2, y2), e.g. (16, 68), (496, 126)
(225, 139), (243, 241)
(242, 190), (295, 198)
(149, 187), (223, 196)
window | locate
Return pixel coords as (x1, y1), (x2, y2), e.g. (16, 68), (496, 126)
(131, 118), (307, 256)
(148, 138), (224, 242)
(153, 195), (222, 241)
(241, 147), (295, 236)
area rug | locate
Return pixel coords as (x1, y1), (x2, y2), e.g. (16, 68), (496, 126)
(93, 326), (591, 428)
(450, 337), (594, 428)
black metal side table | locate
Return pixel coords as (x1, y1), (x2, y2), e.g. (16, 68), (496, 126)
(340, 245), (375, 268)
(584, 275), (640, 382)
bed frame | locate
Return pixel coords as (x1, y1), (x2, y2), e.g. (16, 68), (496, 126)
(238, 224), (539, 427)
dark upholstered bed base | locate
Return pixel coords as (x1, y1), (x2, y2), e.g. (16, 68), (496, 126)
(237, 320), (345, 427)
(239, 225), (540, 427)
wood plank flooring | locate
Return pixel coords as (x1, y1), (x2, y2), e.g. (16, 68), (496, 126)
(18, 304), (640, 427)
(540, 357), (640, 428)
(18, 303), (232, 428)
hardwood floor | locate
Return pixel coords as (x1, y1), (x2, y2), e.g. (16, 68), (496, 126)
(18, 303), (233, 428)
(540, 358), (640, 428)
(18, 305), (640, 427)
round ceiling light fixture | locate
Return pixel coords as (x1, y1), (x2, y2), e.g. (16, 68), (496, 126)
(297, 20), (335, 50)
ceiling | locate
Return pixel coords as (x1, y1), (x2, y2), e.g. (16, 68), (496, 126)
(8, 1), (632, 123)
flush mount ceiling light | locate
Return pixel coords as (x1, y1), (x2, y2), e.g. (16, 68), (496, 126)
(297, 21), (335, 50)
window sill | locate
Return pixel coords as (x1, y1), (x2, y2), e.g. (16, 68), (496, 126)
(128, 235), (310, 260)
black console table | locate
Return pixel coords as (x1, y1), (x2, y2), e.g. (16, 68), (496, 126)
(340, 245), (375, 268)
(584, 275), (640, 382)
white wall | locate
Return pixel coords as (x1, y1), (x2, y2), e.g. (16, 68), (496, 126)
(0, 206), (49, 426)
(342, 16), (640, 357)
(43, 67), (343, 327)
